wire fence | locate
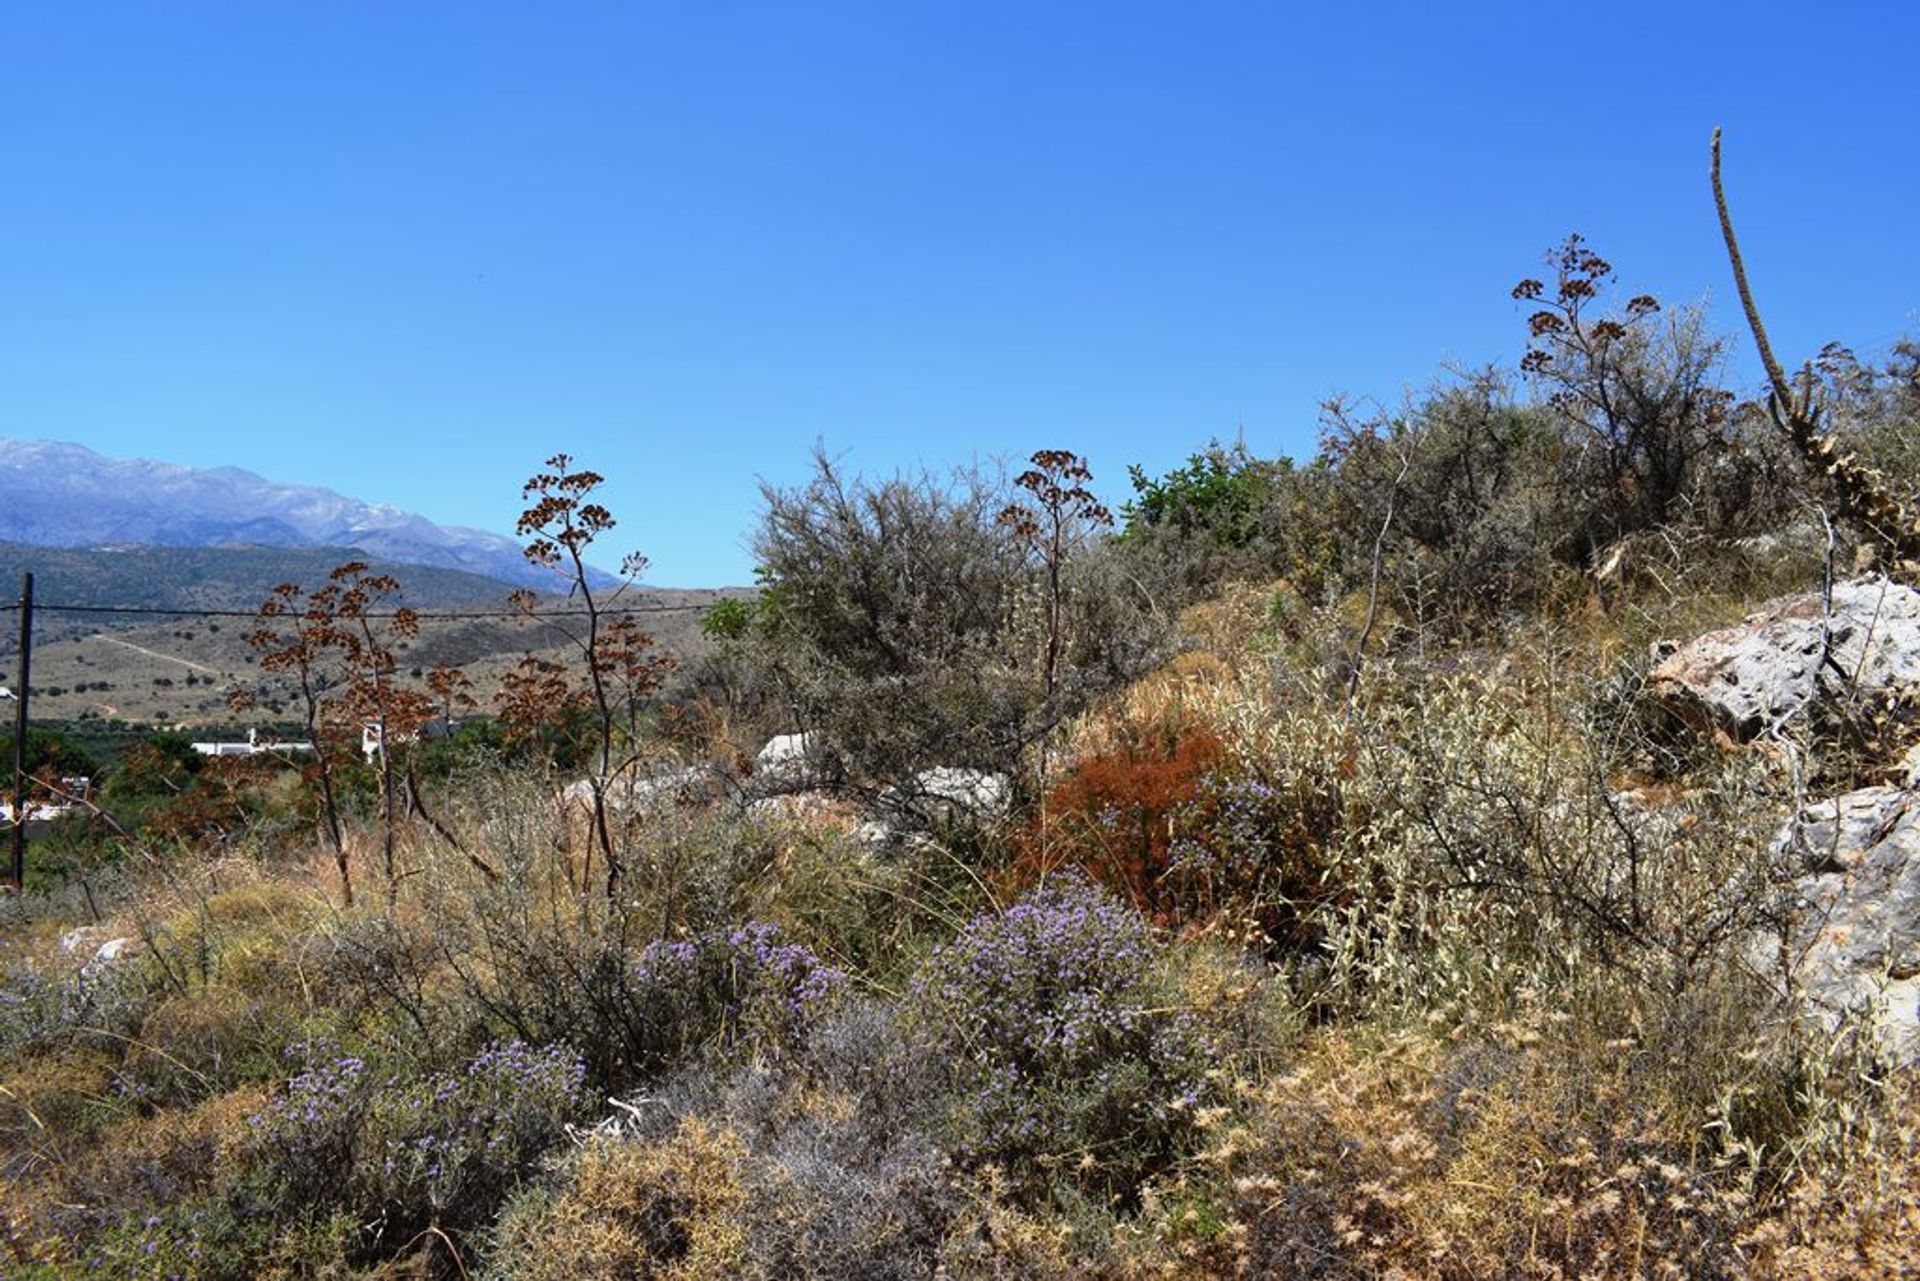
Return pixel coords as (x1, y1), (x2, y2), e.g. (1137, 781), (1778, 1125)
(0, 588), (726, 739)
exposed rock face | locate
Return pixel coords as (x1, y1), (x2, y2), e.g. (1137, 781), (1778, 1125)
(1650, 578), (1920, 740)
(1651, 577), (1920, 1058)
(1755, 784), (1920, 1062)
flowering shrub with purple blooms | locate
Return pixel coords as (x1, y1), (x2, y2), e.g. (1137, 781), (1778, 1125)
(0, 952), (154, 1059)
(911, 877), (1212, 1207)
(369, 1039), (587, 1226)
(452, 913), (844, 1093)
(246, 1044), (373, 1206)
(82, 1205), (210, 1279)
(246, 1039), (586, 1255)
(618, 920), (845, 1073)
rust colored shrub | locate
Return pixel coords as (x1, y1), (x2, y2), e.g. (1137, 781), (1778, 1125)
(1009, 723), (1221, 918)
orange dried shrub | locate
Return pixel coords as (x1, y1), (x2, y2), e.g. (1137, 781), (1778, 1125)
(1007, 722), (1222, 920)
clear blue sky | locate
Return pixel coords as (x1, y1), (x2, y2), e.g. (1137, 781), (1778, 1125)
(2, 2), (1914, 586)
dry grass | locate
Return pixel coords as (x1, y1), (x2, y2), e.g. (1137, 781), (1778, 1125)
(1195, 1018), (1766, 1279)
(490, 1120), (752, 1281)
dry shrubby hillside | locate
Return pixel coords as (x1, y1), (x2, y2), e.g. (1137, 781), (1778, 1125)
(2, 245), (1919, 1278)
(2, 583), (734, 730)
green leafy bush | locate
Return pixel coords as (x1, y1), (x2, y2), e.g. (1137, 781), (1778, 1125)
(1119, 441), (1297, 601)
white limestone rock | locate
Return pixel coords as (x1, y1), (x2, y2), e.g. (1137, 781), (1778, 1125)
(562, 765), (723, 816)
(887, 768), (1012, 829)
(1650, 577), (1920, 741)
(751, 732), (830, 795)
(1753, 784), (1920, 1062)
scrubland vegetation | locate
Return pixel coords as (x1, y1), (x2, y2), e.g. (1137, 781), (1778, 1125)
(2, 236), (1918, 1278)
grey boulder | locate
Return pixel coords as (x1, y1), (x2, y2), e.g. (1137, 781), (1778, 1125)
(1754, 783), (1920, 1062)
(1650, 577), (1920, 740)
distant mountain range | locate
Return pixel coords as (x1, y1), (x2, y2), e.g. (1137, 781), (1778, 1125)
(0, 438), (607, 591)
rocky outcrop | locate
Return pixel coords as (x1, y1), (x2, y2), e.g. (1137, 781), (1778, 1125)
(1753, 783), (1920, 1062)
(1650, 577), (1920, 740)
(59, 926), (138, 979)
(1647, 579), (1920, 1059)
(848, 768), (1015, 855)
(550, 733), (1013, 859)
(743, 790), (857, 826)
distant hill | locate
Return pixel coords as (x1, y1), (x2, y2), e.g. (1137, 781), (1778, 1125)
(0, 542), (528, 647)
(0, 539), (745, 727)
(0, 437), (612, 591)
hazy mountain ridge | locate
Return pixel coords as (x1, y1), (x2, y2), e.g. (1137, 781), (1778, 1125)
(0, 438), (604, 590)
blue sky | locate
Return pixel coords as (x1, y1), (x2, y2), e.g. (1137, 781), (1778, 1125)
(2, 2), (1914, 586)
